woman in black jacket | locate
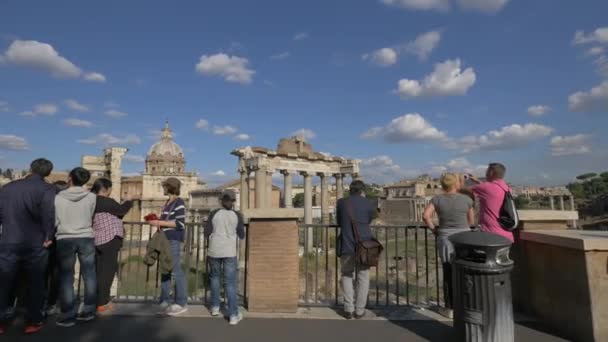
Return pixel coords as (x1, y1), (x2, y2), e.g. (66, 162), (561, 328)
(90, 178), (133, 314)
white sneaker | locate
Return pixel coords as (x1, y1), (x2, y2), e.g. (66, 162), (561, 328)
(156, 302), (170, 315)
(210, 307), (221, 317)
(229, 313), (243, 325)
(166, 304), (188, 317)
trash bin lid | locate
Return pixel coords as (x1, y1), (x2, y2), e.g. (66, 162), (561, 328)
(449, 231), (512, 248)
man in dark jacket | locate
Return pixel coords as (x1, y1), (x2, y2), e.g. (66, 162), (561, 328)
(0, 159), (56, 335)
(336, 180), (376, 319)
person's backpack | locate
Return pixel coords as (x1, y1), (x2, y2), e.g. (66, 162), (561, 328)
(499, 190), (519, 231)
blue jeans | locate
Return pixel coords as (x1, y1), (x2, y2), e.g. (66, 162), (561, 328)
(0, 245), (48, 323)
(209, 257), (238, 317)
(160, 240), (187, 306)
(57, 238), (97, 319)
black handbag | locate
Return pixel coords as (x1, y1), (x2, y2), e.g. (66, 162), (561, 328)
(347, 200), (383, 267)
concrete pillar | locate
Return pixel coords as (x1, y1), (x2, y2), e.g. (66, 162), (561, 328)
(550, 196), (555, 210)
(266, 170), (274, 208)
(255, 168), (267, 209)
(559, 196), (565, 211)
(334, 174), (344, 200)
(240, 169), (249, 211)
(319, 173), (329, 224)
(282, 170), (293, 208)
(570, 196), (575, 211)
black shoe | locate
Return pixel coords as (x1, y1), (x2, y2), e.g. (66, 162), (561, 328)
(76, 312), (96, 322)
(343, 311), (354, 320)
(56, 318), (76, 328)
(354, 312), (366, 319)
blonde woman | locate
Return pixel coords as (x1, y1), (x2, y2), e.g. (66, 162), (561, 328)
(423, 173), (474, 318)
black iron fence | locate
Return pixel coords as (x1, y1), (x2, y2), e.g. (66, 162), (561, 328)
(298, 224), (443, 309)
(98, 222), (442, 310)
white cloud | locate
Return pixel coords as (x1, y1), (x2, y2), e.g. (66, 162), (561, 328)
(362, 113), (447, 143)
(64, 99), (90, 112)
(213, 125), (238, 135)
(449, 123), (553, 153)
(19, 103), (58, 117)
(568, 81), (608, 113)
(456, 0), (509, 13)
(105, 109), (128, 118)
(2, 40), (105, 82)
(361, 155), (419, 184)
(395, 59), (476, 98)
(362, 48), (398, 67)
(381, 0), (449, 11)
(587, 46), (605, 56)
(124, 154), (145, 163)
(527, 105), (551, 117)
(212, 170), (226, 176)
(0, 134), (29, 151)
(270, 51), (290, 60)
(195, 53), (255, 84)
(78, 133), (141, 146)
(235, 133), (251, 141)
(196, 119), (209, 130)
(594, 55), (608, 77)
(573, 27), (608, 45)
(404, 30), (442, 61)
(64, 118), (93, 128)
(291, 128), (316, 140)
(293, 32), (309, 41)
(0, 101), (9, 112)
(83, 72), (106, 83)
(550, 134), (592, 156)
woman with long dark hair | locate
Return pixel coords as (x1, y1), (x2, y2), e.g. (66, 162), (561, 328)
(90, 178), (133, 314)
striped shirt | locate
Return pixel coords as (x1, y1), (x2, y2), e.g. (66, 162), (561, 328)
(160, 198), (186, 242)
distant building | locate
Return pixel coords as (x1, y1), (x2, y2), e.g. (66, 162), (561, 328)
(383, 175), (443, 199)
(511, 185), (572, 198)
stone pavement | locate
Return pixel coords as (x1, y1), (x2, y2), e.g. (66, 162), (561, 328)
(2, 304), (569, 342)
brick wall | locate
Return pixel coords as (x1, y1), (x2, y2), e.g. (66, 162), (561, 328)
(247, 218), (299, 312)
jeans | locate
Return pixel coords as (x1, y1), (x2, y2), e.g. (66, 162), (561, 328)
(340, 255), (370, 315)
(0, 245), (48, 323)
(160, 240), (187, 306)
(96, 237), (122, 306)
(46, 242), (60, 309)
(208, 257), (238, 318)
(57, 238), (97, 319)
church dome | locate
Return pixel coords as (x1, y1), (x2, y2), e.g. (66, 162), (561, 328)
(147, 121), (184, 158)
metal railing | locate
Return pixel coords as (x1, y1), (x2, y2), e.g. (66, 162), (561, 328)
(298, 224), (443, 309)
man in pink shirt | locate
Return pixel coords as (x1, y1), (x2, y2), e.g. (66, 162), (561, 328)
(468, 163), (514, 242)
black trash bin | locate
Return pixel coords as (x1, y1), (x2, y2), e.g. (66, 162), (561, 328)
(449, 231), (514, 342)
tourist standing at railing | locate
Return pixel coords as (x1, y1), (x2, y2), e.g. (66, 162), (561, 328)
(467, 163), (514, 242)
(204, 190), (245, 325)
(90, 178), (133, 315)
(55, 167), (98, 327)
(336, 180), (376, 319)
(423, 173), (475, 319)
(147, 177), (188, 316)
(0, 159), (56, 335)
(45, 180), (69, 318)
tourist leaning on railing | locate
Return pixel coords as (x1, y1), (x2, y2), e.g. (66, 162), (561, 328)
(146, 177), (188, 317)
(423, 173), (475, 319)
(90, 178), (133, 315)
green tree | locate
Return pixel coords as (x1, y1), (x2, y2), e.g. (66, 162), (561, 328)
(3, 168), (13, 180)
(576, 173), (597, 181)
(292, 193), (305, 208)
(514, 196), (530, 209)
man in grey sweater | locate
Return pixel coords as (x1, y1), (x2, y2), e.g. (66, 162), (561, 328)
(204, 190), (245, 325)
(54, 167), (97, 327)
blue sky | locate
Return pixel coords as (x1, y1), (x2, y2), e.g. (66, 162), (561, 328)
(1, 0), (607, 186)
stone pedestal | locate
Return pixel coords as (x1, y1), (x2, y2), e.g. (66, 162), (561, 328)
(244, 209), (303, 313)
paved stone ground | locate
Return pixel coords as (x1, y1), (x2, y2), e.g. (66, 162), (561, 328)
(2, 305), (569, 342)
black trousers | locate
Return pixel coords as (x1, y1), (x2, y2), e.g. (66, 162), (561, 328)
(96, 237), (123, 306)
(443, 262), (453, 309)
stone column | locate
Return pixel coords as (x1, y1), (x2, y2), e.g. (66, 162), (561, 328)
(570, 196), (575, 211)
(266, 170), (274, 208)
(240, 169), (249, 211)
(550, 196), (555, 210)
(334, 174), (344, 200)
(254, 167), (267, 209)
(319, 173), (329, 224)
(302, 172), (313, 224)
(282, 170), (293, 208)
(559, 196), (565, 211)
